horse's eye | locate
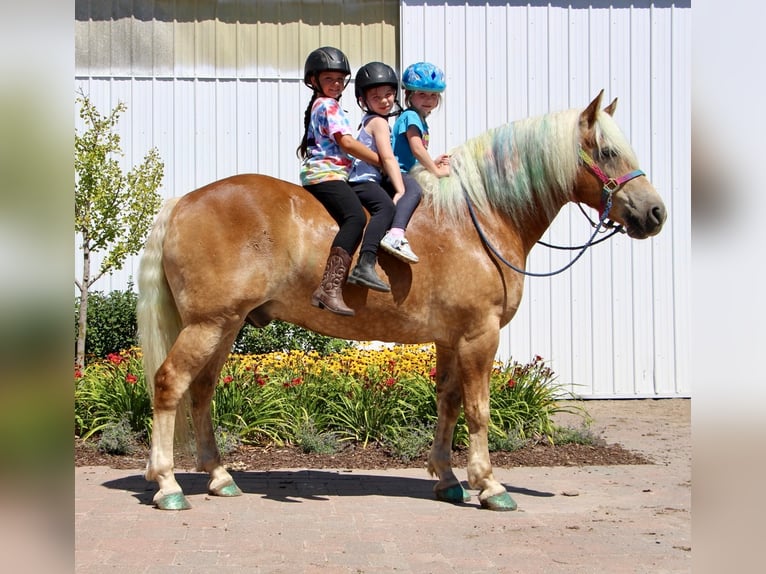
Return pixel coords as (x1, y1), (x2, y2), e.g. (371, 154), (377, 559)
(599, 147), (618, 159)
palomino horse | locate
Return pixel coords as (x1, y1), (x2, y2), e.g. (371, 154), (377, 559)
(137, 91), (666, 511)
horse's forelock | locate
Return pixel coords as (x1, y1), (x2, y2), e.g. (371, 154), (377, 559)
(593, 111), (639, 166)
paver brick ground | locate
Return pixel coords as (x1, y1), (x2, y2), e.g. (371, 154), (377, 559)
(75, 399), (691, 573)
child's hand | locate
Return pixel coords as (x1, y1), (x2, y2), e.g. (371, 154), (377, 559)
(435, 164), (451, 178)
(436, 154), (451, 167)
(392, 191), (404, 204)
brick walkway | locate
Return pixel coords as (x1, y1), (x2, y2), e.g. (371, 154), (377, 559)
(75, 400), (690, 573)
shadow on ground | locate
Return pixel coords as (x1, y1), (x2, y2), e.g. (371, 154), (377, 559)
(102, 469), (555, 508)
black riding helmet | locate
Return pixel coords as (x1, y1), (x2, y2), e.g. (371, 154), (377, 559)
(354, 62), (401, 115)
(303, 46), (351, 90)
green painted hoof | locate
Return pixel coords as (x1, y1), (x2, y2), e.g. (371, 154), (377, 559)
(435, 484), (471, 504)
(480, 491), (517, 511)
(212, 482), (243, 497)
(156, 492), (192, 511)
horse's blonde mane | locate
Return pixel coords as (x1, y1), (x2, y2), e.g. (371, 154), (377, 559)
(414, 107), (638, 228)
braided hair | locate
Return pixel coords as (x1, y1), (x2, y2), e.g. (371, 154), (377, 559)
(296, 46), (351, 159)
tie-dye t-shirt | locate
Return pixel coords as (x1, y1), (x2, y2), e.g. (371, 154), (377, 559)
(300, 97), (354, 186)
(391, 109), (429, 172)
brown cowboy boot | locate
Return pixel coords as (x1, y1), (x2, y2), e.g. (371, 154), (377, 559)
(311, 246), (355, 316)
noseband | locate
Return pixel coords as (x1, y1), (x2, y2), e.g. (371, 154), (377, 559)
(577, 146), (646, 214)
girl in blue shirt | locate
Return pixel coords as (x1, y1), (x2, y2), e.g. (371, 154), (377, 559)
(388, 62), (450, 261)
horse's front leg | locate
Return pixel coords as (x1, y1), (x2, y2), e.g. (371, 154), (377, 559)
(428, 343), (471, 504)
(459, 330), (517, 511)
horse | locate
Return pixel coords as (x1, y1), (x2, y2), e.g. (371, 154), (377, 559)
(137, 90), (666, 511)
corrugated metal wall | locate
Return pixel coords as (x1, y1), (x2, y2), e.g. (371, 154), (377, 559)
(74, 0), (690, 397)
(399, 1), (690, 398)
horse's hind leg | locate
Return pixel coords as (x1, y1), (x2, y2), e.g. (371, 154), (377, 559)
(146, 322), (236, 510)
(188, 342), (243, 498)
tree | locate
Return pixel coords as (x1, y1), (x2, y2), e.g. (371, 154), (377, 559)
(75, 90), (164, 368)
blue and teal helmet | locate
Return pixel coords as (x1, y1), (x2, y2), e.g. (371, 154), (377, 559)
(401, 62), (446, 93)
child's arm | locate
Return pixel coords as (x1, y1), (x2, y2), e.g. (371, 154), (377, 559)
(367, 116), (406, 202)
(335, 133), (381, 167)
(406, 126), (450, 178)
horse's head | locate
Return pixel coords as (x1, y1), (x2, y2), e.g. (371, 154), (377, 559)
(574, 91), (667, 239)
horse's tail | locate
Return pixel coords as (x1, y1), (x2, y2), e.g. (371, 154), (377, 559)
(137, 197), (193, 451)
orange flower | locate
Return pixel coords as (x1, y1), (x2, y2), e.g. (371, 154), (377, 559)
(125, 373), (138, 384)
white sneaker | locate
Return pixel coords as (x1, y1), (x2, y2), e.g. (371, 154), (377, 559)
(380, 233), (419, 263)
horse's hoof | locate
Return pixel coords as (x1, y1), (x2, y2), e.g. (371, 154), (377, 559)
(480, 491), (517, 511)
(435, 484), (471, 504)
(155, 492), (192, 510)
(211, 482), (243, 497)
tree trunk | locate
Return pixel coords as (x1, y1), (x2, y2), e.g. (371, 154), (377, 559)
(76, 244), (91, 369)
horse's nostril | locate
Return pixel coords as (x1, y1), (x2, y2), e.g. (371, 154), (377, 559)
(651, 205), (667, 226)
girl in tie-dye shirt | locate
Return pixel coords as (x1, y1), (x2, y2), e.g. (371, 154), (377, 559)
(297, 47), (391, 317)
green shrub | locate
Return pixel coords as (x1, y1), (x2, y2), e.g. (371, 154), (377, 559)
(294, 417), (339, 454)
(233, 322), (351, 355)
(488, 426), (529, 452)
(96, 414), (143, 455)
(383, 422), (434, 461)
(551, 424), (604, 446)
(76, 284), (138, 363)
(214, 425), (243, 456)
(76, 289), (349, 366)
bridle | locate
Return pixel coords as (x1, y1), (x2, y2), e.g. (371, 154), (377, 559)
(464, 146), (647, 277)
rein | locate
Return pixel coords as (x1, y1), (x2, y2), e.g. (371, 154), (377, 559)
(464, 146), (646, 277)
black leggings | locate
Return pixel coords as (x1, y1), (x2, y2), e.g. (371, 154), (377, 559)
(303, 180), (394, 256)
(383, 172), (423, 231)
(350, 181), (396, 255)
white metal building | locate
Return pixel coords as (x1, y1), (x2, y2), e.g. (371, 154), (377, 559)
(75, 0), (691, 398)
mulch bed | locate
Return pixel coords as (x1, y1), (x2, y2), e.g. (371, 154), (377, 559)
(75, 438), (650, 471)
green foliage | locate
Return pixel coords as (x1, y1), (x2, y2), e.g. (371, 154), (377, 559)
(487, 355), (580, 444)
(233, 322), (351, 355)
(551, 424), (603, 446)
(294, 417), (339, 455)
(74, 91), (164, 279)
(487, 427), (529, 452)
(97, 414), (143, 455)
(75, 285), (138, 362)
(75, 348), (151, 440)
(214, 426), (243, 456)
(73, 290), (347, 365)
(75, 89), (164, 368)
(383, 422), (434, 461)
(75, 346), (590, 459)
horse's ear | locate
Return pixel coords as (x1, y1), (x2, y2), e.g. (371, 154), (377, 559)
(580, 89), (604, 131)
(604, 97), (618, 116)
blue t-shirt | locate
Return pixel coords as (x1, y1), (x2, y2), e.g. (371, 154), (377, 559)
(391, 109), (429, 172)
